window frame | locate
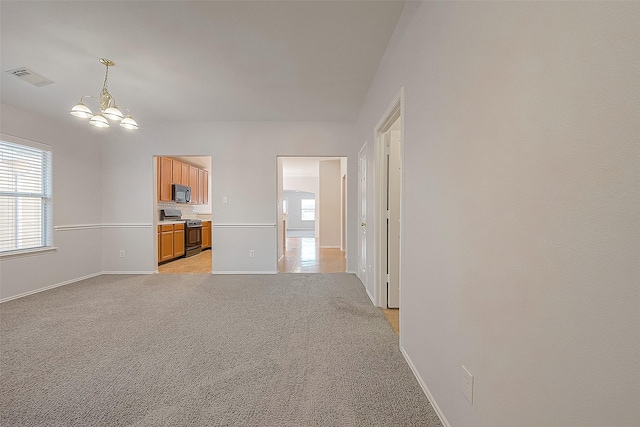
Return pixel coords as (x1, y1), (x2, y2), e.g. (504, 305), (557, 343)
(300, 198), (315, 221)
(0, 134), (54, 257)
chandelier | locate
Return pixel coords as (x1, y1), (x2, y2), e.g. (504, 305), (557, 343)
(70, 58), (138, 130)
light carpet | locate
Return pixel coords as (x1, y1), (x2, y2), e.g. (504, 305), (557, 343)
(0, 273), (442, 426)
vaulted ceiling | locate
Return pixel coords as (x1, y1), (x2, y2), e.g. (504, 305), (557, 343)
(0, 1), (404, 127)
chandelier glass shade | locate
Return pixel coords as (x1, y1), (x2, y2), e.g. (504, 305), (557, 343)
(70, 58), (138, 130)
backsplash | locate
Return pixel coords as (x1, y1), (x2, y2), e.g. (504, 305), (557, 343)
(158, 202), (202, 220)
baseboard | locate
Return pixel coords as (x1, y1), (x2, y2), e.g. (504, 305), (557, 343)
(0, 272), (102, 303)
(101, 271), (155, 275)
(400, 347), (451, 427)
(212, 271), (278, 275)
(357, 275), (375, 304)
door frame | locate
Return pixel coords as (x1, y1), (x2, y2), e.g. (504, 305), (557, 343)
(374, 88), (404, 309)
(357, 143), (368, 285)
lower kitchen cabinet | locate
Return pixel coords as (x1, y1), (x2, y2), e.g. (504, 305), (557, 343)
(173, 224), (185, 257)
(202, 221), (211, 249)
(158, 223), (185, 263)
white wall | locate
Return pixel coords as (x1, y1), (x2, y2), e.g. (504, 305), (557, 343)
(0, 114), (358, 297)
(283, 175), (318, 194)
(356, 2), (640, 426)
(100, 121), (357, 274)
(0, 104), (104, 300)
(319, 159), (341, 247)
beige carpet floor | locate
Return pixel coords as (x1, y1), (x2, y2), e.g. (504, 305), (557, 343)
(0, 273), (442, 427)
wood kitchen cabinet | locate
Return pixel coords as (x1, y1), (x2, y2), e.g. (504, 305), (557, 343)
(181, 163), (189, 186)
(160, 224), (174, 262)
(189, 165), (199, 203)
(172, 159), (182, 186)
(158, 223), (186, 262)
(158, 157), (173, 202)
(173, 223), (185, 257)
(202, 221), (211, 249)
(203, 170), (209, 204)
(156, 156), (209, 205)
(197, 169), (205, 204)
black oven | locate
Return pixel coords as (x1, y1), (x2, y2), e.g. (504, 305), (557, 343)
(185, 219), (202, 257)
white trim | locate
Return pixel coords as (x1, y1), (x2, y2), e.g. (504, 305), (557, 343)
(401, 348), (451, 427)
(374, 87), (404, 308)
(0, 246), (58, 259)
(213, 224), (276, 228)
(319, 245), (341, 249)
(101, 271), (155, 275)
(101, 224), (152, 229)
(0, 132), (51, 151)
(54, 223), (152, 231)
(0, 272), (101, 303)
(54, 224), (102, 231)
(213, 271), (278, 275)
(364, 282), (375, 304)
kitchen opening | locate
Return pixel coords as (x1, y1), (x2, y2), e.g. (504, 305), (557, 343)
(154, 155), (212, 273)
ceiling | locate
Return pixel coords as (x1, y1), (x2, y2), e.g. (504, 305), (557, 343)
(0, 1), (404, 127)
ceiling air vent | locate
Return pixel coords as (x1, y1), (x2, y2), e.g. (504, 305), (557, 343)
(5, 67), (54, 87)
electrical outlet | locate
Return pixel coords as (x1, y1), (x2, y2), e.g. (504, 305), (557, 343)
(462, 365), (474, 404)
(119, 250), (125, 258)
(249, 250), (255, 258)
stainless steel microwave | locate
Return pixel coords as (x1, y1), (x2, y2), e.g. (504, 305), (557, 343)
(172, 184), (191, 203)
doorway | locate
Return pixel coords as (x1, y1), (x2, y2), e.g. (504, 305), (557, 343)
(153, 155), (213, 274)
(375, 91), (403, 321)
(277, 156), (347, 273)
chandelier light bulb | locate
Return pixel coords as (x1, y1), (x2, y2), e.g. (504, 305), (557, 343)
(119, 115), (138, 130)
(103, 106), (124, 121)
(89, 114), (110, 128)
(70, 101), (93, 119)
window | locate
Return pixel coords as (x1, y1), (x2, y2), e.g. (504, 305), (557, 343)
(301, 198), (315, 221)
(0, 139), (52, 253)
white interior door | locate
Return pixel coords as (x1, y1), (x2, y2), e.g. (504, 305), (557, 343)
(387, 129), (401, 308)
(358, 145), (367, 282)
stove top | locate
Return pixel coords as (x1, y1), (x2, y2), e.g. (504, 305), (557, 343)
(185, 219), (202, 226)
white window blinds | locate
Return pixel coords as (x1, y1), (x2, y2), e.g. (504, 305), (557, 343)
(0, 140), (52, 253)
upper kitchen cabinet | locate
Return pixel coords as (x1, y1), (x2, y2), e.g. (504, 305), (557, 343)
(181, 162), (189, 186)
(197, 169), (205, 204)
(189, 165), (199, 203)
(203, 170), (209, 205)
(158, 157), (173, 202)
(157, 156), (210, 205)
(171, 159), (181, 186)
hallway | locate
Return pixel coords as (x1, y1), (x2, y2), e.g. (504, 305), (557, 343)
(278, 237), (346, 273)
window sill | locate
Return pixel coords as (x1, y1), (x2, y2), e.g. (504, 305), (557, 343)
(0, 247), (58, 259)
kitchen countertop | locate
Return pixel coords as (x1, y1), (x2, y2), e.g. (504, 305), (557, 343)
(158, 220), (185, 225)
